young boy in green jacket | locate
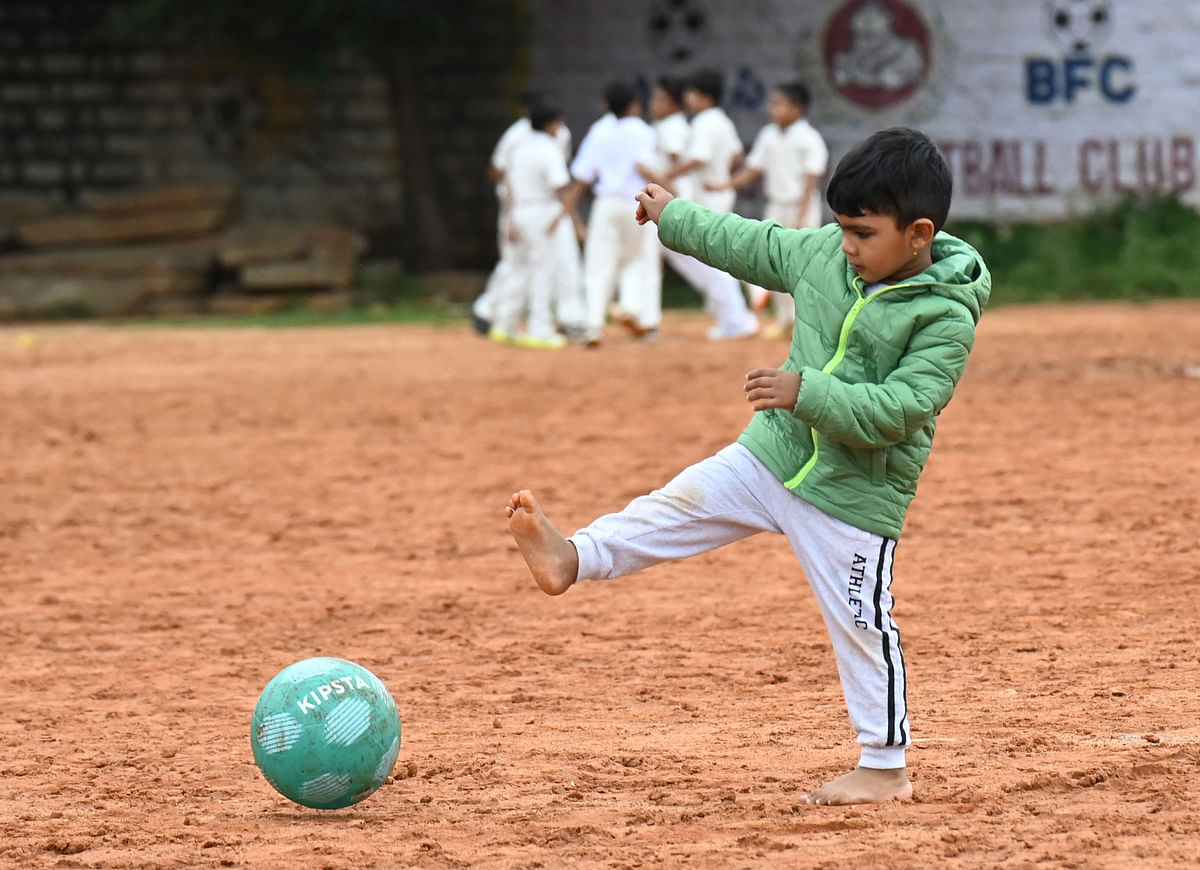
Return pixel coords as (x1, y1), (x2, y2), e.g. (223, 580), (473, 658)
(505, 127), (990, 805)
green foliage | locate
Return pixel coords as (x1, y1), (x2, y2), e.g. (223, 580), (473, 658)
(109, 0), (524, 78)
(948, 194), (1200, 303)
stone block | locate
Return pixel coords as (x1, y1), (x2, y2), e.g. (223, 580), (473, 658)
(240, 259), (355, 291)
(89, 161), (141, 185)
(23, 161), (64, 185)
(207, 293), (288, 316)
(0, 192), (59, 224)
(306, 290), (353, 313)
(218, 222), (307, 268)
(343, 99), (390, 125)
(2, 82), (42, 101)
(304, 224), (367, 261)
(0, 274), (147, 317)
(16, 206), (229, 248)
(141, 294), (206, 318)
(220, 221), (366, 271)
(79, 183), (239, 216)
(0, 239), (217, 280)
(41, 52), (86, 74)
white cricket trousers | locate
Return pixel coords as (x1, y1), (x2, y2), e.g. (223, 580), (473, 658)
(663, 247), (759, 337)
(569, 443), (910, 769)
(481, 208), (584, 336)
(745, 201), (803, 327)
(583, 195), (661, 333)
(493, 203), (562, 339)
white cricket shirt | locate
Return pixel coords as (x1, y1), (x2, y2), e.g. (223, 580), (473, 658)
(570, 116), (657, 199)
(505, 130), (570, 207)
(746, 118), (829, 225)
(684, 106), (743, 213)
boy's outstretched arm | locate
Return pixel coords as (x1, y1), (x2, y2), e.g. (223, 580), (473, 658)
(635, 185), (806, 293)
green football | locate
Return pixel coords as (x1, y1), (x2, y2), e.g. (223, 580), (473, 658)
(250, 657), (402, 809)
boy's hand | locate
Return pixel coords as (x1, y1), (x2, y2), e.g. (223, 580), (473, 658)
(745, 368), (802, 412)
(634, 184), (674, 225)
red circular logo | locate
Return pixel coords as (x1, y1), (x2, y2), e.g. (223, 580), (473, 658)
(823, 0), (931, 109)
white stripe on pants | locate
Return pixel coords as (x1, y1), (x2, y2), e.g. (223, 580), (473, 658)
(569, 442), (909, 769)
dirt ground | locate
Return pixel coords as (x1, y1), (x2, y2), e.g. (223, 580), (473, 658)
(1, 301), (1198, 869)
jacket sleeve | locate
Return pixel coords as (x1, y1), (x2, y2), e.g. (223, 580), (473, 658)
(657, 198), (814, 293)
(793, 309), (976, 448)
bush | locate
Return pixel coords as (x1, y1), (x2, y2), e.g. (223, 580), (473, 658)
(948, 194), (1200, 303)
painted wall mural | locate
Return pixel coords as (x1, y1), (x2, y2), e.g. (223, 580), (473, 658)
(531, 0), (1200, 220)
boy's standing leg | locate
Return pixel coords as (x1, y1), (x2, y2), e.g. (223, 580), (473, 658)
(768, 493), (913, 805)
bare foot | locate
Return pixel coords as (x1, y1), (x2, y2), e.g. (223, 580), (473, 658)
(505, 490), (578, 596)
(804, 766), (913, 806)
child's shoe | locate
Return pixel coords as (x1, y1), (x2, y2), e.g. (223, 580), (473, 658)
(513, 332), (567, 350)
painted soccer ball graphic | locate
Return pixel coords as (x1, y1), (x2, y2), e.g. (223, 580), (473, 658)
(647, 0), (710, 64)
(1045, 0), (1112, 54)
(251, 657), (402, 809)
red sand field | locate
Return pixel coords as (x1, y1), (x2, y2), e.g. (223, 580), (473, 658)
(1, 302), (1198, 869)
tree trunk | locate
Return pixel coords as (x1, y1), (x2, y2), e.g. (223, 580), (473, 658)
(388, 67), (454, 270)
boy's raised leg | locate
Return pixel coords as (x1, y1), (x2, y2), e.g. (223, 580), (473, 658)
(804, 766), (913, 806)
(505, 490), (578, 596)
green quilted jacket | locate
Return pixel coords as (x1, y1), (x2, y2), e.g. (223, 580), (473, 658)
(658, 199), (990, 539)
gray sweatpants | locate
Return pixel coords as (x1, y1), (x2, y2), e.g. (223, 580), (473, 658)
(569, 442), (910, 769)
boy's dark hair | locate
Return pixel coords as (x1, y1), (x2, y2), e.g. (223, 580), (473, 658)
(656, 75), (686, 107)
(775, 81), (811, 110)
(687, 68), (723, 104)
(529, 103), (562, 133)
(603, 81), (637, 117)
(826, 127), (952, 231)
(518, 88), (544, 110)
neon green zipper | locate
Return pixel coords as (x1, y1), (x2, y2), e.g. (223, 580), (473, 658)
(784, 276), (911, 490)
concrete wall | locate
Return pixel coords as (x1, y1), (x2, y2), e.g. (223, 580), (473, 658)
(0, 1), (403, 230)
(0, 0), (528, 268)
(529, 0), (1200, 222)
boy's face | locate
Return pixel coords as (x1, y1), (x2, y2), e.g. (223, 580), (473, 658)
(683, 87), (712, 114)
(767, 90), (802, 127)
(650, 86), (679, 120)
(835, 211), (933, 284)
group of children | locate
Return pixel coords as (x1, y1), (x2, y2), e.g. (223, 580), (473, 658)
(473, 70), (830, 348)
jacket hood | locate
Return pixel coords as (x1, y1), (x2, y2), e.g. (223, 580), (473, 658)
(919, 232), (991, 323)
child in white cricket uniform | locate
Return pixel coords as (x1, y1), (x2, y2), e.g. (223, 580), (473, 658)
(711, 82), (829, 339)
(489, 105), (582, 348)
(659, 70), (759, 341)
(568, 81), (660, 346)
(475, 93), (582, 336)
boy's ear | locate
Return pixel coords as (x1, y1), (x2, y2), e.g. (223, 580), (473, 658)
(907, 218), (936, 252)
